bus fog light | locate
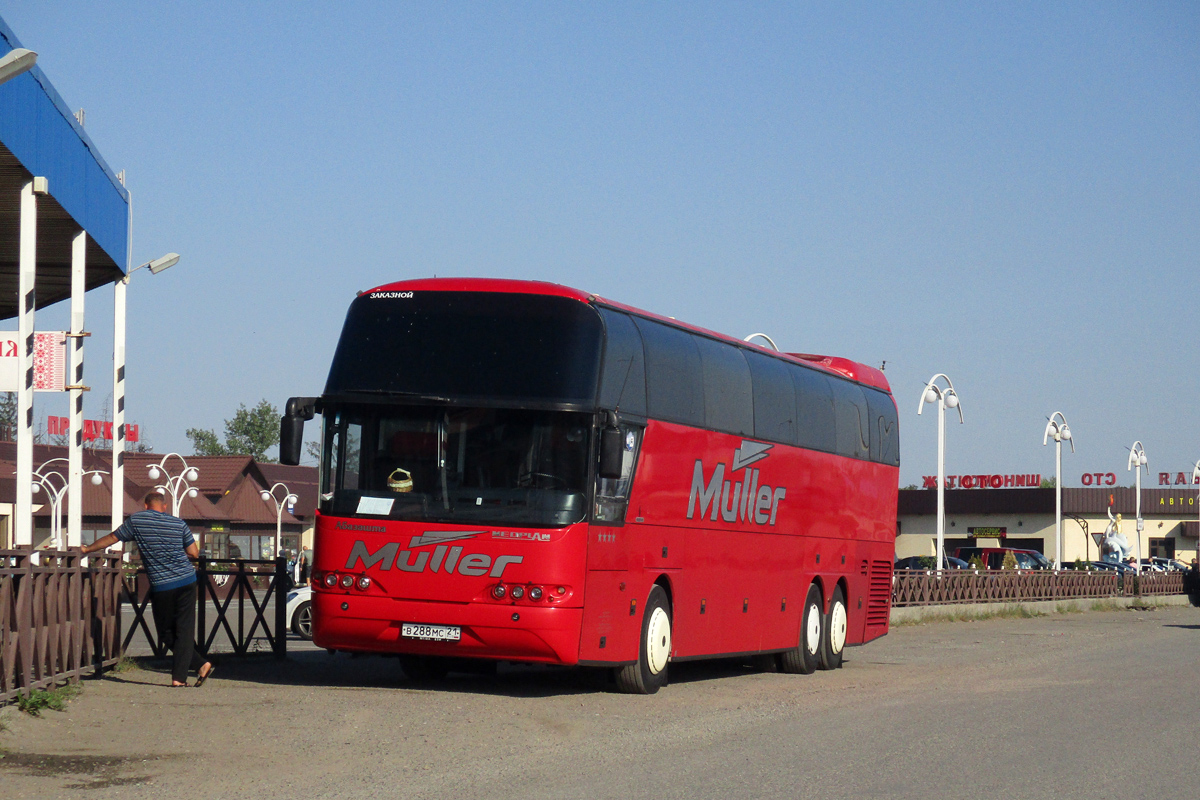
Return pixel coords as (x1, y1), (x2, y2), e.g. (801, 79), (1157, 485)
(324, 573), (339, 588)
(492, 584), (506, 599)
(356, 576), (371, 591)
(340, 574), (355, 589)
(556, 586), (566, 595)
(510, 586), (525, 600)
(528, 586), (543, 600)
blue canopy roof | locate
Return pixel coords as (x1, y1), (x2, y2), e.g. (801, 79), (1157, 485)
(0, 15), (130, 318)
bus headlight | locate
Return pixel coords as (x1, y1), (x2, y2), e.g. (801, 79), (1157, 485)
(492, 584), (507, 599)
(528, 586), (543, 601)
(324, 573), (338, 588)
(340, 574), (354, 589)
(356, 576), (371, 591)
(510, 586), (525, 600)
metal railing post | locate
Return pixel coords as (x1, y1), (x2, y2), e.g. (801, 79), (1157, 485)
(274, 556), (287, 660)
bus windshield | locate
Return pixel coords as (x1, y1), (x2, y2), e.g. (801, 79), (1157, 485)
(321, 406), (592, 527)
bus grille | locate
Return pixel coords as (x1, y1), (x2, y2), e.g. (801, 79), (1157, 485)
(866, 559), (892, 627)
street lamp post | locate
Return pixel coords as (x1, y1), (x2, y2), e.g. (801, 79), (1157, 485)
(1127, 442), (1148, 573)
(1192, 461), (1199, 565)
(918, 374), (963, 570)
(260, 482), (298, 559)
(1042, 412), (1074, 570)
(0, 48), (37, 85)
(30, 459), (106, 550)
(112, 251), (180, 533)
(146, 453), (200, 517)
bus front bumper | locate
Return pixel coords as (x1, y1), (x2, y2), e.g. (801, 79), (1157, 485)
(310, 592), (583, 665)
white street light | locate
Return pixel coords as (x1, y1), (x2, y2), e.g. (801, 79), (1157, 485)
(1127, 442), (1148, 574)
(1192, 460), (1199, 566)
(28, 459), (107, 550)
(145, 453), (200, 517)
(917, 373), (963, 570)
(112, 251), (181, 533)
(0, 48), (37, 86)
(261, 482), (298, 559)
(1042, 412), (1074, 570)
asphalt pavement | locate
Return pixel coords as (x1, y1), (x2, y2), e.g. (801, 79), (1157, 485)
(2, 603), (1198, 799)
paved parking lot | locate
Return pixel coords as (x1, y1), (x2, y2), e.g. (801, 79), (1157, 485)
(2, 603), (1198, 800)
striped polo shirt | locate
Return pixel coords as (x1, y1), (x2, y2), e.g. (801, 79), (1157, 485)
(115, 509), (197, 592)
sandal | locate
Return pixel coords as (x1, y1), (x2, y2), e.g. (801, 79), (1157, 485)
(195, 663), (215, 687)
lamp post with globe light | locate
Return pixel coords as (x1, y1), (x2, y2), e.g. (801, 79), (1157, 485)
(1127, 442), (1148, 573)
(1042, 412), (1074, 570)
(261, 482), (298, 559)
(917, 374), (963, 571)
(146, 453), (200, 517)
(1192, 460), (1199, 564)
(30, 459), (106, 551)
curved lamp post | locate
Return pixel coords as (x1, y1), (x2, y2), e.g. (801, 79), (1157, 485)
(1127, 442), (1148, 573)
(30, 459), (106, 550)
(112, 252), (180, 534)
(918, 374), (963, 570)
(1042, 412), (1074, 569)
(1192, 461), (1199, 564)
(261, 482), (298, 559)
(146, 453), (200, 516)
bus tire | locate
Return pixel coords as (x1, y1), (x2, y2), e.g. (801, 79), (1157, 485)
(819, 585), (847, 670)
(401, 655), (450, 682)
(778, 583), (822, 675)
(615, 585), (671, 694)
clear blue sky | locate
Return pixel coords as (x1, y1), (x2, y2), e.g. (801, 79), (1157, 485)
(7, 2), (1198, 487)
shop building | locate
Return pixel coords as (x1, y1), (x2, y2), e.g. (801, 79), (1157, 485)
(897, 486), (1199, 565)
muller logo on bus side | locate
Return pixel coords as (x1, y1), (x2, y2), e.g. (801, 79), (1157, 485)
(687, 440), (787, 526)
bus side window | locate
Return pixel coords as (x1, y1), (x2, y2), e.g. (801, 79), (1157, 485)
(594, 426), (643, 524)
(597, 309), (648, 417)
(865, 387), (900, 466)
(829, 379), (871, 460)
(792, 365), (836, 454)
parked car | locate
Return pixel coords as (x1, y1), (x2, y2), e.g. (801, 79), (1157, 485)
(894, 555), (968, 570)
(1087, 560), (1136, 573)
(286, 585), (313, 640)
(1145, 557), (1188, 572)
(953, 547), (1052, 570)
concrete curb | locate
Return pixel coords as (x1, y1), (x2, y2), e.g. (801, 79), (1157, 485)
(890, 593), (1194, 624)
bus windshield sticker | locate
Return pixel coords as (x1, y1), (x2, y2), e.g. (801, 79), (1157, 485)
(356, 496), (396, 516)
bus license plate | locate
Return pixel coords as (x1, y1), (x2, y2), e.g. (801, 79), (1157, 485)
(401, 623), (461, 642)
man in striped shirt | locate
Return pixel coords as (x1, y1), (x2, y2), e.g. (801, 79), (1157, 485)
(83, 492), (214, 687)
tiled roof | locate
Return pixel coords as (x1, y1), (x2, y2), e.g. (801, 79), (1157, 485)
(117, 453), (260, 497)
(216, 477), (301, 526)
(257, 463), (319, 520)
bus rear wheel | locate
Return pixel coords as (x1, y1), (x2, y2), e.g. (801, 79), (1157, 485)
(777, 583), (822, 675)
(615, 585), (672, 694)
(819, 585), (847, 670)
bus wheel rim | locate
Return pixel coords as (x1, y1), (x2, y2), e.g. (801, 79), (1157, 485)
(830, 601), (847, 653)
(646, 607), (671, 674)
(805, 604), (821, 654)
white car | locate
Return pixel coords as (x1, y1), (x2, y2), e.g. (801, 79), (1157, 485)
(286, 585), (313, 640)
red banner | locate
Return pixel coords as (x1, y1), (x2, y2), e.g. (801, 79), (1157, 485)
(47, 416), (139, 443)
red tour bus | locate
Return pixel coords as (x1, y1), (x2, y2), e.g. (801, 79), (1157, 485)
(281, 278), (898, 693)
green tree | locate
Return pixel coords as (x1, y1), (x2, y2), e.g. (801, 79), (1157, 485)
(1040, 476), (1057, 488)
(186, 399), (280, 461)
(1001, 550), (1018, 570)
(0, 392), (16, 440)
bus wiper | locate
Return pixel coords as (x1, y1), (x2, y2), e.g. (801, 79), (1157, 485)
(439, 413), (451, 511)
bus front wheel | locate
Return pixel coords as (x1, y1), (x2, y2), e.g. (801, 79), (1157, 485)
(778, 583), (822, 675)
(615, 585), (672, 694)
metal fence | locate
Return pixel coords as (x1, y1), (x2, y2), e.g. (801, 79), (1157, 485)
(122, 557), (289, 659)
(0, 549), (123, 704)
(893, 568), (1187, 607)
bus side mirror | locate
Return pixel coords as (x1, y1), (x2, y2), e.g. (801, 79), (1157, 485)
(280, 397), (317, 466)
(599, 426), (624, 480)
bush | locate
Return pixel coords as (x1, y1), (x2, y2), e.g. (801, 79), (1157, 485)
(1002, 551), (1018, 570)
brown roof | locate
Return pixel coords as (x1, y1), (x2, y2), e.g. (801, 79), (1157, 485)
(216, 477), (301, 526)
(257, 463), (319, 520)
(899, 487), (1200, 517)
(117, 453), (265, 498)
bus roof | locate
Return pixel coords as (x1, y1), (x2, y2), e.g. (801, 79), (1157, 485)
(364, 277), (891, 393)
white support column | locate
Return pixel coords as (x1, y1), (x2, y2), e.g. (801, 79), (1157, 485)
(68, 231), (87, 547)
(111, 276), (127, 533)
(16, 180), (41, 547)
